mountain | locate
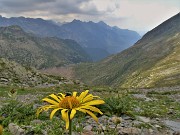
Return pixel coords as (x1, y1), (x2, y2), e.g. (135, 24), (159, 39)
(0, 58), (61, 87)
(0, 16), (140, 61)
(74, 13), (180, 88)
(59, 20), (141, 61)
(0, 25), (91, 69)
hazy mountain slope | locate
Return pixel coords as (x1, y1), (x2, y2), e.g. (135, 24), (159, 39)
(60, 20), (140, 61)
(0, 16), (140, 61)
(74, 13), (180, 88)
(0, 25), (91, 69)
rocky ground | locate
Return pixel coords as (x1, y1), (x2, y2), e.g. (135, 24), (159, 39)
(6, 114), (180, 135)
(0, 86), (180, 135)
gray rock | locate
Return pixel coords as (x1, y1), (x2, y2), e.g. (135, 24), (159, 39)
(98, 124), (106, 131)
(83, 125), (93, 131)
(136, 116), (150, 123)
(165, 120), (180, 132)
(81, 130), (94, 135)
(9, 123), (25, 135)
(41, 130), (48, 135)
(118, 127), (141, 135)
(121, 115), (134, 120)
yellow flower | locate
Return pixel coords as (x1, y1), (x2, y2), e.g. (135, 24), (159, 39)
(37, 90), (105, 129)
(0, 125), (3, 135)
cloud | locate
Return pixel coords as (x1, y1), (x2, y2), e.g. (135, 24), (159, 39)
(0, 0), (179, 33)
(0, 0), (101, 15)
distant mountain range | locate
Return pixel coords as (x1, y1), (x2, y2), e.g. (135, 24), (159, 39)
(74, 13), (180, 88)
(0, 25), (90, 69)
(0, 16), (140, 61)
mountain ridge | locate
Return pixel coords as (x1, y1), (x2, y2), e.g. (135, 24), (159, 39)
(73, 13), (180, 88)
(0, 16), (140, 61)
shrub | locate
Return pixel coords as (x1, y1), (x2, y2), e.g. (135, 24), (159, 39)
(100, 94), (133, 116)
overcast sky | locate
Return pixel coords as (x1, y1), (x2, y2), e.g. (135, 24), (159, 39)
(0, 0), (179, 35)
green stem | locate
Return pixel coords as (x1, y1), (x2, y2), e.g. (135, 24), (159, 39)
(69, 112), (72, 135)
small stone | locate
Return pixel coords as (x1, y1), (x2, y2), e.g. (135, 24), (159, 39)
(83, 125), (92, 131)
(167, 109), (174, 115)
(122, 115), (133, 120)
(137, 116), (150, 123)
(156, 118), (160, 121)
(8, 123), (25, 135)
(42, 130), (48, 135)
(149, 128), (154, 133)
(98, 124), (106, 131)
(81, 130), (94, 135)
(155, 124), (161, 128)
(119, 127), (140, 135)
(133, 120), (143, 126)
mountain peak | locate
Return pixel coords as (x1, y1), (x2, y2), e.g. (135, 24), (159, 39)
(98, 21), (107, 25)
(72, 19), (82, 23)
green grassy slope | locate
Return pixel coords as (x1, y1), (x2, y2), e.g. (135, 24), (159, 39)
(74, 13), (180, 88)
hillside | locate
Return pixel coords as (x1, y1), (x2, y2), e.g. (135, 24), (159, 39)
(0, 25), (91, 69)
(0, 16), (140, 61)
(74, 13), (180, 88)
(0, 58), (62, 87)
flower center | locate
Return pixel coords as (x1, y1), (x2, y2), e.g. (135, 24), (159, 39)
(59, 96), (80, 109)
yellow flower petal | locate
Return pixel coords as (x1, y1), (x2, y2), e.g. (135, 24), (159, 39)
(82, 100), (105, 106)
(61, 109), (69, 129)
(79, 108), (98, 122)
(85, 109), (98, 122)
(81, 105), (103, 114)
(49, 94), (60, 102)
(50, 108), (61, 119)
(78, 90), (89, 101)
(58, 93), (66, 98)
(57, 96), (63, 100)
(42, 98), (59, 106)
(78, 108), (87, 113)
(70, 109), (76, 119)
(36, 105), (57, 117)
(73, 92), (77, 97)
(82, 94), (93, 102)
